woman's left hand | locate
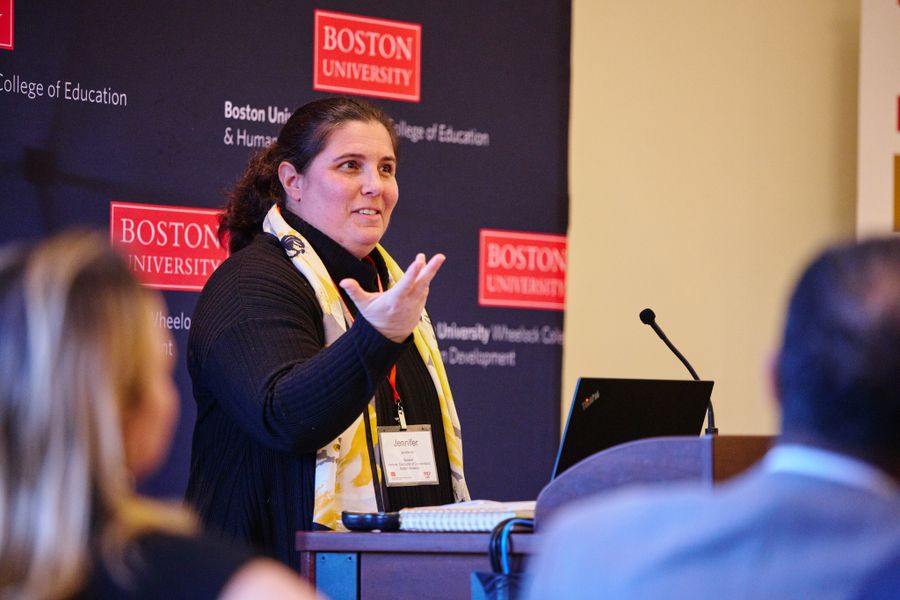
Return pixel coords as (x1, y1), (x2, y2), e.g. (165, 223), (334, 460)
(339, 253), (445, 342)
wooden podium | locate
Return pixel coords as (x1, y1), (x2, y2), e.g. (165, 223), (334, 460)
(296, 531), (536, 600)
(296, 435), (772, 600)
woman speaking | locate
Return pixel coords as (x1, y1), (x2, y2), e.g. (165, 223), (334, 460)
(186, 97), (469, 565)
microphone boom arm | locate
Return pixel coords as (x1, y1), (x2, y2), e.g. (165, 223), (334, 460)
(649, 322), (700, 381)
(640, 308), (718, 435)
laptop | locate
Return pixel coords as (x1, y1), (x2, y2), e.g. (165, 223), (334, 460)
(551, 377), (714, 479)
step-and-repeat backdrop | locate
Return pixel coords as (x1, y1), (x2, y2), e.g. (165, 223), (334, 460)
(0, 1), (571, 502)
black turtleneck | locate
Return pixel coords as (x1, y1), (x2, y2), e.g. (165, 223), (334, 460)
(285, 210), (455, 512)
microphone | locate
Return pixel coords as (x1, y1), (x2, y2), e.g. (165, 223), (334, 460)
(639, 308), (718, 435)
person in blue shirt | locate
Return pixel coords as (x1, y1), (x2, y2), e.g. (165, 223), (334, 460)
(526, 237), (900, 600)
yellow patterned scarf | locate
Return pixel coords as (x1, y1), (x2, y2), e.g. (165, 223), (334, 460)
(263, 205), (469, 530)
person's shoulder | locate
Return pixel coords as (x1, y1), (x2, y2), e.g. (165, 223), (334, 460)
(131, 531), (319, 600)
(855, 545), (900, 600)
(198, 234), (317, 312)
(584, 479), (716, 516)
(135, 529), (253, 563)
(210, 234), (298, 285)
(542, 478), (724, 542)
(133, 531), (254, 584)
(75, 531), (254, 600)
(525, 483), (717, 600)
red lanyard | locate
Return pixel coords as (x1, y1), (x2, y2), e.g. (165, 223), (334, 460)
(338, 257), (405, 429)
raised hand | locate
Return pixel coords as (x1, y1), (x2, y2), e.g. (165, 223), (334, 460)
(339, 253), (445, 342)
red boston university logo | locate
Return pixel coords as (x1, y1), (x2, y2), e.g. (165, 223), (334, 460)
(479, 229), (567, 311)
(313, 9), (421, 102)
(0, 0), (13, 51)
(110, 201), (228, 292)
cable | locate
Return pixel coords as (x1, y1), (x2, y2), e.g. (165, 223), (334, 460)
(490, 517), (534, 574)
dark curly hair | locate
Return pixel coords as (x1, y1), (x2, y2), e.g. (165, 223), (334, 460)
(220, 96), (399, 253)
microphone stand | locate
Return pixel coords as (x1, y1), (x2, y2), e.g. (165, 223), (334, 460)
(640, 309), (718, 435)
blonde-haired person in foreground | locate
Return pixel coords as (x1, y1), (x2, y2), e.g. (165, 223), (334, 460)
(0, 232), (319, 600)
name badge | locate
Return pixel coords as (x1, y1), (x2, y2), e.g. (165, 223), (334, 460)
(377, 424), (440, 487)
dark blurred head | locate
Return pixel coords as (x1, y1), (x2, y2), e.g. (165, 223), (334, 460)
(776, 237), (900, 473)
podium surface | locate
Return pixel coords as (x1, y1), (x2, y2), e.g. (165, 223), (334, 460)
(296, 435), (772, 599)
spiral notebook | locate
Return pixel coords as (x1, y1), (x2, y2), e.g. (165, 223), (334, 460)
(399, 500), (536, 532)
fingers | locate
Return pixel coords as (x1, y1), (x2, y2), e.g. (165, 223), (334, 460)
(340, 253), (444, 342)
(339, 278), (370, 305)
(343, 253), (445, 307)
(405, 253), (445, 284)
(394, 253), (425, 290)
(416, 253), (445, 286)
(392, 253), (444, 295)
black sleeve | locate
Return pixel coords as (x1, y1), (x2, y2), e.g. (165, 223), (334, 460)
(202, 309), (406, 453)
(191, 242), (409, 454)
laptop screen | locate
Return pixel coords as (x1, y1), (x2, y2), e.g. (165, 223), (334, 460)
(551, 377), (714, 479)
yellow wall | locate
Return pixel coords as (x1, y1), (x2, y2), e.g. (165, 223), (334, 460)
(564, 1), (860, 434)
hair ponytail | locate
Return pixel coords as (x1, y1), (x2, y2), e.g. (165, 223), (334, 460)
(219, 144), (283, 254)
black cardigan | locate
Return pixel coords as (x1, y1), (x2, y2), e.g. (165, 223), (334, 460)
(185, 218), (453, 567)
